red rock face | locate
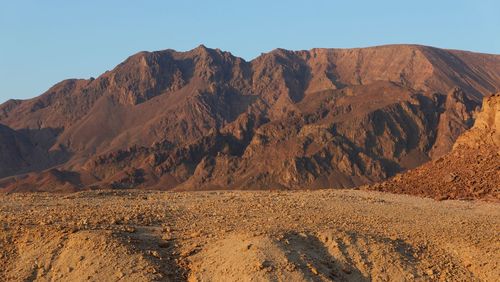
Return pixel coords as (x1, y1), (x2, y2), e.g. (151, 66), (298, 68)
(0, 44), (499, 192)
(368, 94), (500, 201)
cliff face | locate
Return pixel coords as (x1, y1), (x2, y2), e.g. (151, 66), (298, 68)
(0, 124), (67, 179)
(369, 94), (500, 200)
(453, 94), (500, 150)
(1, 45), (499, 192)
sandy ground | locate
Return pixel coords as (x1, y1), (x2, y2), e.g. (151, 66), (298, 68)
(1, 189), (499, 281)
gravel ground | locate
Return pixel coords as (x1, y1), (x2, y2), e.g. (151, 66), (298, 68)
(1, 189), (498, 281)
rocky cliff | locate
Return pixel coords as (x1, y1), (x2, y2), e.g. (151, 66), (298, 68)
(368, 94), (500, 200)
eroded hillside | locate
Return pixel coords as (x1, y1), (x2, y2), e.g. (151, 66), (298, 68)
(368, 94), (500, 200)
(1, 45), (499, 191)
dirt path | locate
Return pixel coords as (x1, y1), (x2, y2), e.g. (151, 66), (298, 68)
(1, 189), (498, 281)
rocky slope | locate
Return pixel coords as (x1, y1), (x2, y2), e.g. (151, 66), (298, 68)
(367, 94), (500, 200)
(1, 45), (499, 191)
(0, 124), (67, 179)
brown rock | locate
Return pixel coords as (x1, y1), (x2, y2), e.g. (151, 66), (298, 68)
(368, 94), (500, 201)
(0, 45), (499, 192)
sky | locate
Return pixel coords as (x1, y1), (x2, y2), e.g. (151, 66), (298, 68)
(0, 0), (499, 103)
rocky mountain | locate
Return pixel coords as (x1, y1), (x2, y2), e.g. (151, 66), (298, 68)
(0, 124), (67, 179)
(368, 94), (500, 200)
(1, 44), (499, 192)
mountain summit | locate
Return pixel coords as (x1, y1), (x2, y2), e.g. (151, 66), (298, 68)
(1, 45), (499, 192)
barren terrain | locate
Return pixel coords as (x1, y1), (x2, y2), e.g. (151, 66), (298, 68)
(1, 45), (499, 192)
(366, 94), (500, 201)
(1, 189), (498, 281)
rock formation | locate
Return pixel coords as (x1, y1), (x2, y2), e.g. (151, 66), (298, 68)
(1, 45), (499, 192)
(368, 94), (500, 200)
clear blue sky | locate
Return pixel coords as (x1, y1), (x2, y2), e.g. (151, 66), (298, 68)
(1, 0), (499, 103)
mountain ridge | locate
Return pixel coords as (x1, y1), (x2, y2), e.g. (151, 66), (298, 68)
(1, 44), (499, 192)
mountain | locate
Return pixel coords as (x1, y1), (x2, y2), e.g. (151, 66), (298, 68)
(0, 124), (67, 179)
(368, 94), (500, 200)
(1, 44), (499, 192)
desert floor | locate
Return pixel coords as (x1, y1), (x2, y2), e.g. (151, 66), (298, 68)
(1, 189), (498, 281)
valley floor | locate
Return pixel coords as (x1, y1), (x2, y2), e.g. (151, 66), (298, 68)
(1, 189), (498, 281)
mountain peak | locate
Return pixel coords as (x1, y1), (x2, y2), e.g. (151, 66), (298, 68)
(191, 44), (214, 55)
(196, 44), (208, 50)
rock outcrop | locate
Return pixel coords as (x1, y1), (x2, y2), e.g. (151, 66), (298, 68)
(368, 94), (500, 200)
